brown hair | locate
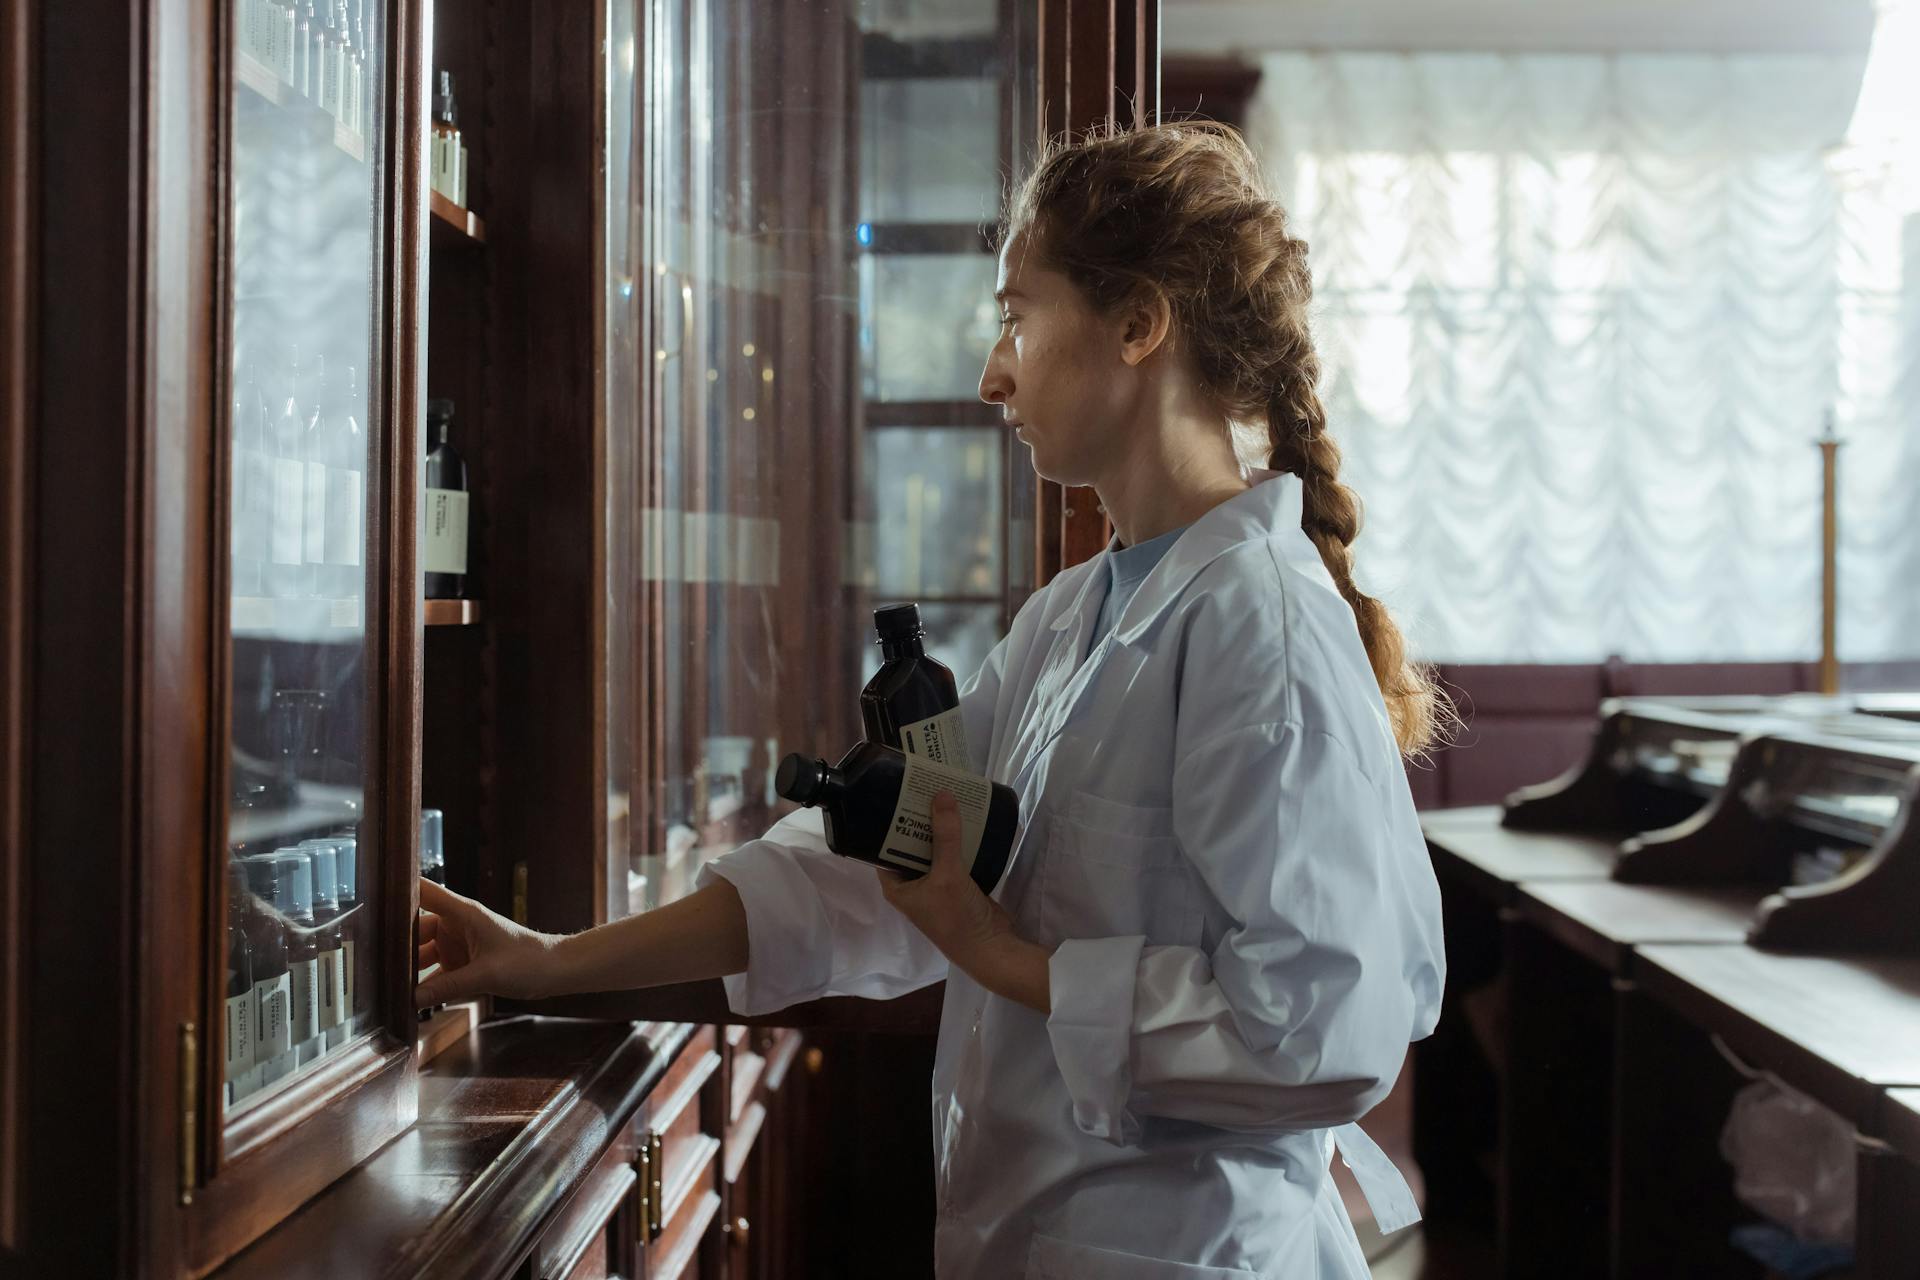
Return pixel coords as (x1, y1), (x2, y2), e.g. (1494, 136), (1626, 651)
(1004, 121), (1449, 757)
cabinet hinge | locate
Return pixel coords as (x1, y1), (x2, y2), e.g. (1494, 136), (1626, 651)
(179, 1021), (199, 1204)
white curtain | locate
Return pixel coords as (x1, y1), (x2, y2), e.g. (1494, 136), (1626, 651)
(1245, 52), (1920, 663)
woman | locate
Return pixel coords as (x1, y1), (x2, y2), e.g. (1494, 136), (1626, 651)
(415, 122), (1447, 1278)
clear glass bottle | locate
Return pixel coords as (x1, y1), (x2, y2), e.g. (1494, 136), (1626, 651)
(300, 839), (348, 1048)
(273, 849), (325, 1067)
(323, 361), (364, 604)
(293, 0), (314, 98)
(300, 353), (331, 603)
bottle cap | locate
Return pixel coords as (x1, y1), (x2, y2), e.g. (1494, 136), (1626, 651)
(427, 397), (455, 423)
(873, 603), (924, 641)
(301, 840), (341, 913)
(280, 849), (316, 922)
(774, 754), (827, 806)
(241, 851), (285, 906)
(332, 836), (358, 904)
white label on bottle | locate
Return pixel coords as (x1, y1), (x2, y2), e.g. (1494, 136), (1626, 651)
(318, 944), (343, 1029)
(241, 447), (273, 554)
(224, 990), (256, 1081)
(880, 754), (992, 875)
(322, 41), (342, 117)
(325, 466), (363, 566)
(272, 458), (305, 565)
(253, 972), (292, 1061)
(290, 957), (320, 1043)
(278, 6), (296, 83)
(342, 937), (356, 1017)
(423, 488), (470, 574)
(899, 708), (971, 770)
(303, 460), (328, 565)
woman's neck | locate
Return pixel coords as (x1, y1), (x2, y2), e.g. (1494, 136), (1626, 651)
(1095, 409), (1249, 548)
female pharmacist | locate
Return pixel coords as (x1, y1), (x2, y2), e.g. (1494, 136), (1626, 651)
(415, 123), (1447, 1279)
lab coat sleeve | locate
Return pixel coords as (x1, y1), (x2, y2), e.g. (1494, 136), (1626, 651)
(1045, 719), (1445, 1145)
(693, 633), (1013, 1017)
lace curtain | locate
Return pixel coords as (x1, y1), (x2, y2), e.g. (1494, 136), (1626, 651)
(1245, 52), (1920, 663)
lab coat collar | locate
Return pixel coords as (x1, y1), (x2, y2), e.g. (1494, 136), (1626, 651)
(1042, 470), (1333, 642)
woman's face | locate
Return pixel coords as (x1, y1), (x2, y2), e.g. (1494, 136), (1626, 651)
(977, 231), (1130, 488)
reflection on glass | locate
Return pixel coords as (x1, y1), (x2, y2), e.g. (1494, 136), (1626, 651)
(861, 254), (999, 401)
(860, 79), (999, 224)
(911, 603), (1001, 687)
(224, 0), (382, 1118)
(866, 428), (1001, 597)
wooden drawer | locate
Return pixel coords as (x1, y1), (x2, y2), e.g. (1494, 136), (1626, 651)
(641, 1126), (721, 1280)
(533, 1100), (641, 1279)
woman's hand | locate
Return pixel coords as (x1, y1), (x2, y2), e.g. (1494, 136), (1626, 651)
(877, 791), (1052, 1014)
(416, 877), (559, 1006)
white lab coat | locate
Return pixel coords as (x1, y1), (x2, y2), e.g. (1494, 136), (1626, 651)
(697, 469), (1446, 1278)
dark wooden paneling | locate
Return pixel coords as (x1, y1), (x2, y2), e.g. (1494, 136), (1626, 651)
(0, 0), (30, 1256)
(1160, 57), (1261, 129)
(26, 0), (153, 1272)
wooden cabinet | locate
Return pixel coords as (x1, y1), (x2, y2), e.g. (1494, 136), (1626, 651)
(6, 0), (1156, 1276)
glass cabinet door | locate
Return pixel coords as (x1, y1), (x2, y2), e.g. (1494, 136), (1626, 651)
(221, 0), (390, 1120)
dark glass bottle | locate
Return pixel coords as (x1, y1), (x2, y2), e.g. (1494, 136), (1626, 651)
(241, 853), (295, 1084)
(423, 399), (469, 599)
(859, 603), (970, 767)
(775, 742), (1015, 893)
(223, 860), (258, 1109)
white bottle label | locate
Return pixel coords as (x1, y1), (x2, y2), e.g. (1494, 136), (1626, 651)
(880, 754), (993, 876)
(253, 971), (292, 1061)
(241, 447), (273, 555)
(271, 458), (305, 565)
(423, 488), (470, 574)
(278, 5), (296, 83)
(318, 944), (344, 1029)
(342, 936), (356, 1018)
(322, 41), (342, 117)
(324, 466), (363, 566)
(290, 957), (320, 1043)
(224, 989), (256, 1081)
(898, 708), (971, 770)
(303, 460), (328, 566)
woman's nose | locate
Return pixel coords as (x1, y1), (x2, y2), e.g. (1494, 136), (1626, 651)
(979, 344), (1011, 405)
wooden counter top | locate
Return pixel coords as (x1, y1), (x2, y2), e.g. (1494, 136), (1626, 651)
(1421, 805), (1620, 905)
(215, 1016), (695, 1280)
(1635, 945), (1920, 1128)
(1516, 879), (1765, 973)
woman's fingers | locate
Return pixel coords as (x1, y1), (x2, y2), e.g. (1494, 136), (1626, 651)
(417, 938), (441, 971)
(417, 912), (441, 944)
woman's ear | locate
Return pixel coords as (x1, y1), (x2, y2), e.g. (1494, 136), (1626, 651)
(1119, 288), (1173, 367)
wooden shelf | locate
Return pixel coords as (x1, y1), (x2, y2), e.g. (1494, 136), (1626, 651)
(430, 191), (486, 246)
(424, 598), (483, 626)
(234, 50), (367, 164)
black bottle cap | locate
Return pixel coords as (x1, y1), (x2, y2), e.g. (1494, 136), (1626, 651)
(775, 753), (827, 806)
(873, 603), (924, 642)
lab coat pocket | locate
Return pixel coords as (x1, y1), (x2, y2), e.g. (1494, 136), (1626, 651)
(1041, 791), (1200, 946)
(1027, 1233), (1257, 1279)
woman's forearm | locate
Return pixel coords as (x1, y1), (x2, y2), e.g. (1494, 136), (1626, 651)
(540, 877), (750, 998)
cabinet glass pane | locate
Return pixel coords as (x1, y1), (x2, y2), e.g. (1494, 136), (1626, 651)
(223, 0), (385, 1120)
(865, 427), (1002, 597)
(859, 79), (999, 224)
(860, 254), (999, 401)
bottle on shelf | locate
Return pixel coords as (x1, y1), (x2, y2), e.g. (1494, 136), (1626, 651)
(241, 853), (296, 1087)
(224, 859), (260, 1111)
(423, 399), (470, 600)
(267, 848), (326, 1068)
(350, 0), (369, 139)
(300, 839), (348, 1048)
(272, 0), (297, 85)
(775, 742), (1016, 893)
(323, 361), (365, 607)
(293, 0), (314, 99)
(333, 830), (366, 1037)
(431, 71), (466, 206)
(269, 347), (308, 598)
(338, 0), (360, 138)
(318, 0), (344, 120)
(860, 603), (971, 768)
